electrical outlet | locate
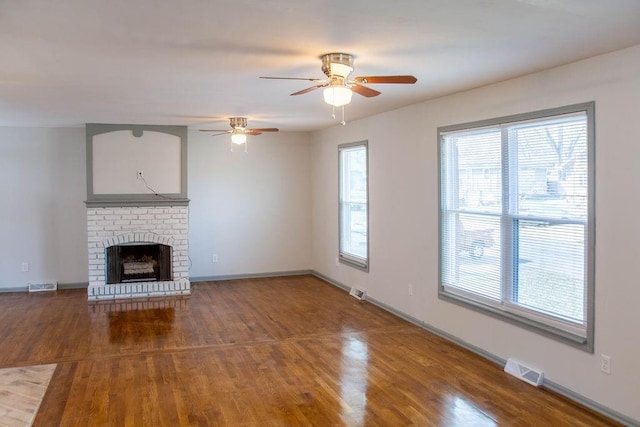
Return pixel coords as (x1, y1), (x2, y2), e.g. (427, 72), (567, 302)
(601, 354), (611, 374)
(21, 262), (29, 272)
(408, 283), (413, 295)
(137, 171), (144, 179)
(212, 254), (218, 263)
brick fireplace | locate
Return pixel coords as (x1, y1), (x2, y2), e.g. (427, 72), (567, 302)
(87, 206), (190, 301)
(85, 124), (190, 301)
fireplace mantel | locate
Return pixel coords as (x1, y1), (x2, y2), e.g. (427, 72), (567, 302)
(85, 198), (190, 208)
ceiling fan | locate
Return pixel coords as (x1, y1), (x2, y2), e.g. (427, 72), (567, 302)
(200, 117), (279, 148)
(260, 53), (417, 112)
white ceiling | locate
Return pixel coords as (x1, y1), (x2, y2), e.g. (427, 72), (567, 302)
(1, 0), (639, 132)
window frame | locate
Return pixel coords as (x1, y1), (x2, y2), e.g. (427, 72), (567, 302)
(338, 141), (369, 272)
(437, 102), (595, 352)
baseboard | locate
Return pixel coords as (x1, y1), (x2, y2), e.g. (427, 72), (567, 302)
(58, 282), (89, 290)
(309, 270), (638, 427)
(190, 270), (313, 283)
(0, 286), (29, 293)
(542, 380), (639, 426)
(0, 282), (89, 293)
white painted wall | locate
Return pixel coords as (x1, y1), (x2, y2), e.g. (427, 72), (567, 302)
(310, 44), (640, 422)
(187, 130), (312, 278)
(0, 127), (88, 288)
(92, 130), (182, 194)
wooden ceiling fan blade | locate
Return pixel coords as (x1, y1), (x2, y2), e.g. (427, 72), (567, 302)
(247, 128), (279, 133)
(353, 75), (417, 84)
(290, 84), (327, 96)
(351, 83), (381, 97)
(200, 130), (231, 137)
(260, 76), (324, 82)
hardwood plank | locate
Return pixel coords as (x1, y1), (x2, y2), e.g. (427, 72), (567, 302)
(0, 275), (619, 426)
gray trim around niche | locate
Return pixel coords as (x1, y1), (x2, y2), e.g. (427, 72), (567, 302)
(85, 124), (189, 207)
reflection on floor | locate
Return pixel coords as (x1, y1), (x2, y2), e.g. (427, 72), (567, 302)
(0, 364), (56, 427)
(108, 307), (176, 343)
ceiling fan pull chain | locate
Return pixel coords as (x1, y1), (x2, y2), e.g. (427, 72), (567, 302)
(331, 104), (336, 120)
(341, 105), (346, 126)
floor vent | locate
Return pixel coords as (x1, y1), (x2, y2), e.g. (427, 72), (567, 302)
(349, 287), (366, 300)
(28, 281), (58, 292)
(504, 358), (544, 387)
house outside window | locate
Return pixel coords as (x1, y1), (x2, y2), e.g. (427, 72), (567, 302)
(438, 102), (595, 351)
(339, 141), (369, 271)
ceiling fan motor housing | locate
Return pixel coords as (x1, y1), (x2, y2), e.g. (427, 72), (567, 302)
(229, 117), (248, 129)
(321, 53), (354, 79)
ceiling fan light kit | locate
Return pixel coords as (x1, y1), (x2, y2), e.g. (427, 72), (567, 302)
(322, 53), (355, 108)
(323, 84), (353, 107)
(229, 116), (247, 145)
(230, 129), (247, 145)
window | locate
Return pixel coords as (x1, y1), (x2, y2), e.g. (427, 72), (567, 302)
(339, 141), (369, 271)
(438, 102), (594, 351)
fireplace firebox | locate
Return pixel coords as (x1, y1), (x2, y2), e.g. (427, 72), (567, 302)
(106, 243), (172, 284)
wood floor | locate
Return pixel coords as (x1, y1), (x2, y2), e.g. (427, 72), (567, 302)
(0, 275), (618, 426)
(0, 364), (55, 426)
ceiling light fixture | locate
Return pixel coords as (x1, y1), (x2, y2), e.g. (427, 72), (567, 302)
(323, 82), (353, 107)
(320, 55), (354, 125)
(322, 56), (354, 109)
(230, 128), (247, 145)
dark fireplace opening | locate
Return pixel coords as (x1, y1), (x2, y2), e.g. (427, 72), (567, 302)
(106, 243), (172, 284)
